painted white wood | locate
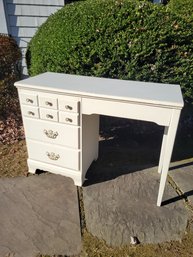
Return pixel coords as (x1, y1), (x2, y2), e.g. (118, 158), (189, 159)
(27, 139), (80, 171)
(23, 117), (80, 148)
(15, 72), (184, 206)
(158, 126), (168, 174)
(20, 47), (27, 59)
(20, 92), (38, 106)
(81, 114), (99, 181)
(58, 98), (79, 113)
(21, 57), (26, 66)
(39, 108), (58, 122)
(21, 105), (39, 119)
(82, 98), (172, 126)
(27, 159), (83, 186)
(7, 4), (62, 16)
(18, 46), (28, 75)
(15, 72), (184, 108)
(10, 26), (37, 37)
(157, 110), (181, 206)
(27, 160), (36, 174)
(15, 37), (31, 47)
(7, 0), (64, 5)
(0, 0), (8, 33)
(39, 95), (58, 109)
(59, 112), (79, 126)
(9, 16), (47, 27)
(22, 66), (28, 76)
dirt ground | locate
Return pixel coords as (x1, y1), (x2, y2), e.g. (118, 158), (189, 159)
(0, 140), (28, 178)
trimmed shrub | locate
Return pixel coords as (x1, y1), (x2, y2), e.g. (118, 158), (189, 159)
(27, 0), (193, 103)
(167, 0), (193, 20)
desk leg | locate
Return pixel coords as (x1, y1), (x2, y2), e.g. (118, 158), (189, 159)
(157, 110), (181, 206)
(158, 127), (168, 174)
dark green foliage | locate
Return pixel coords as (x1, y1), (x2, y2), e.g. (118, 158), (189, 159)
(0, 34), (21, 116)
(27, 0), (193, 103)
(167, 0), (193, 20)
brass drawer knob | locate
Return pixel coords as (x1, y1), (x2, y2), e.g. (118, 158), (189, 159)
(45, 101), (53, 106)
(44, 129), (58, 139)
(46, 114), (54, 119)
(65, 105), (73, 110)
(65, 118), (73, 123)
(26, 98), (33, 103)
(46, 152), (60, 160)
(28, 111), (35, 116)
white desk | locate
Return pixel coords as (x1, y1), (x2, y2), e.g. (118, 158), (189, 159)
(15, 72), (184, 206)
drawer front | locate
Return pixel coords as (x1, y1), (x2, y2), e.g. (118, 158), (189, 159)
(39, 96), (58, 109)
(59, 99), (79, 113)
(23, 118), (79, 148)
(59, 112), (79, 126)
(27, 139), (80, 171)
(20, 93), (38, 106)
(21, 105), (39, 119)
(40, 108), (58, 122)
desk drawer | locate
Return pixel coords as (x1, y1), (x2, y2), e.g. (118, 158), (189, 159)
(39, 96), (58, 109)
(21, 105), (39, 119)
(59, 99), (79, 113)
(59, 112), (79, 126)
(20, 93), (38, 106)
(40, 108), (58, 122)
(82, 98), (172, 126)
(27, 139), (80, 171)
(23, 118), (80, 148)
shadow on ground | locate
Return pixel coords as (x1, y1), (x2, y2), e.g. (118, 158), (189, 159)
(84, 104), (193, 186)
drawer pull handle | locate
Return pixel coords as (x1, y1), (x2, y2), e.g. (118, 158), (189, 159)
(28, 111), (35, 116)
(46, 152), (60, 160)
(65, 118), (73, 123)
(45, 101), (53, 106)
(65, 105), (73, 110)
(44, 129), (58, 139)
(26, 98), (33, 103)
(46, 114), (54, 119)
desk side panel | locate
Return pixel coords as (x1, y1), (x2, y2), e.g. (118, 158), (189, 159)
(81, 114), (99, 182)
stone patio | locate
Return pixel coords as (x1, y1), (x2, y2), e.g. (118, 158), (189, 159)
(0, 174), (81, 257)
(0, 159), (193, 256)
(170, 158), (193, 205)
(83, 165), (191, 246)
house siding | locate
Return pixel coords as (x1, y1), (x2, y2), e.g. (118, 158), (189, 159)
(0, 0), (8, 33)
(2, 0), (65, 75)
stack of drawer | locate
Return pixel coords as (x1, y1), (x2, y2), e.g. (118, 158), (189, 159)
(19, 91), (81, 172)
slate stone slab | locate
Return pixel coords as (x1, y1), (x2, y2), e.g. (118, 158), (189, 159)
(170, 160), (193, 205)
(83, 167), (189, 246)
(0, 174), (81, 257)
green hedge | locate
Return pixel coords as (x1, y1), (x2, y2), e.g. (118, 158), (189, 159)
(167, 0), (193, 20)
(27, 0), (193, 103)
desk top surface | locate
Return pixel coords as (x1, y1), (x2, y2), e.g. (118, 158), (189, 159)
(15, 72), (184, 108)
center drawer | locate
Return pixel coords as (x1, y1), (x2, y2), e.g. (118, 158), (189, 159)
(27, 139), (80, 171)
(23, 118), (80, 148)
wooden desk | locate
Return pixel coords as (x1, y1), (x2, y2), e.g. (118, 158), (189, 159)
(15, 72), (184, 206)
